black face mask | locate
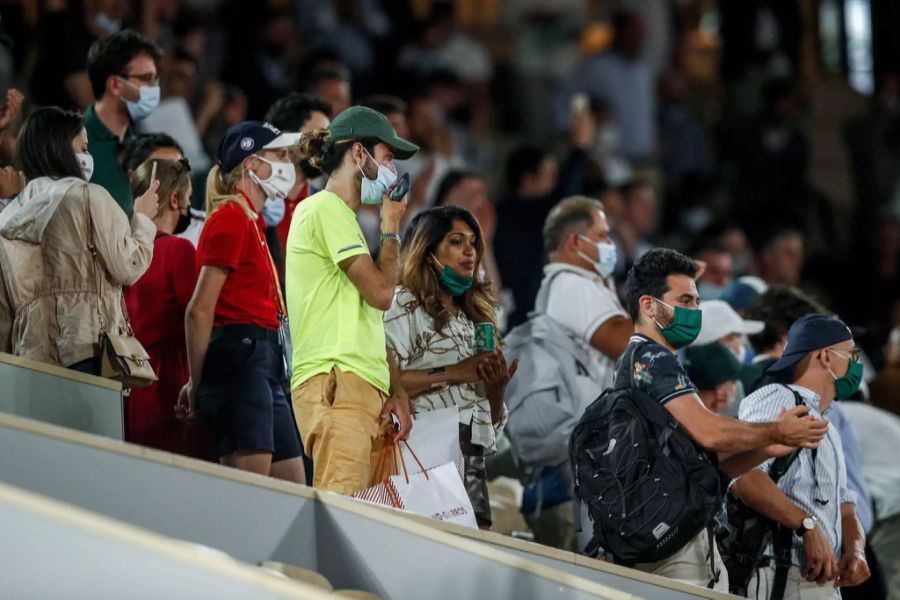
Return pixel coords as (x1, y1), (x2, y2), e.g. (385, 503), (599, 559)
(173, 209), (192, 235)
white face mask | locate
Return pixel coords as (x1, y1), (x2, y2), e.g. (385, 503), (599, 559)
(578, 235), (617, 278)
(77, 152), (94, 181)
(249, 154), (296, 202)
(358, 149), (396, 205)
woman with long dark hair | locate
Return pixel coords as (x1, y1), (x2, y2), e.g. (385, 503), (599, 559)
(0, 106), (158, 373)
(384, 205), (518, 529)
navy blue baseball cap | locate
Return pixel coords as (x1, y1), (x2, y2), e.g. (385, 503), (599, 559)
(216, 121), (302, 173)
(767, 314), (853, 373)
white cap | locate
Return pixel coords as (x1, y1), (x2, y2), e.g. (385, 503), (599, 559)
(262, 131), (302, 149)
(692, 300), (765, 346)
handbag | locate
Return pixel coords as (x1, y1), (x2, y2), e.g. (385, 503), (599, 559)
(82, 185), (157, 388)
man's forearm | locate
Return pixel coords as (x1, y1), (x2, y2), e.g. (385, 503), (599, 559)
(731, 469), (807, 529)
(376, 238), (401, 289)
(841, 503), (865, 556)
(718, 447), (774, 479)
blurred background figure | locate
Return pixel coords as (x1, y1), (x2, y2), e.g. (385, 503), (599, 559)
(684, 343), (742, 414)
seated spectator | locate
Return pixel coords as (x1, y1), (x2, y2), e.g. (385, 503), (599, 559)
(360, 95), (410, 139)
(754, 228), (805, 287)
(519, 195), (631, 549)
(612, 177), (658, 278)
(615, 248), (827, 589)
(720, 274), (769, 315)
(869, 327), (900, 417)
(0, 107), (157, 373)
(684, 343), (742, 414)
(743, 287), (827, 393)
(123, 158), (214, 461)
(839, 401), (900, 597)
(263, 92), (333, 278)
(309, 65), (351, 117)
(178, 121), (304, 483)
(287, 106), (417, 495)
(691, 300), (764, 362)
(732, 314), (871, 598)
(693, 241), (734, 300)
(384, 206), (515, 529)
(85, 30), (162, 215)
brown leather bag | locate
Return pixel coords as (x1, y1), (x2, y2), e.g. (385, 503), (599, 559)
(82, 186), (157, 388)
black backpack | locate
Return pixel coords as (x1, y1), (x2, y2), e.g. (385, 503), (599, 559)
(717, 386), (806, 598)
(569, 342), (724, 570)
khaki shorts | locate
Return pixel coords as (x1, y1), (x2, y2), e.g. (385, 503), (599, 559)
(292, 367), (394, 495)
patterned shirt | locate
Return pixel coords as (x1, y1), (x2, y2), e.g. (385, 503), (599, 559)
(614, 334), (698, 405)
(384, 288), (505, 450)
(738, 384), (856, 567)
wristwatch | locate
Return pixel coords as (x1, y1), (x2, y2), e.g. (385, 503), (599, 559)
(381, 232), (401, 245)
(796, 515), (817, 537)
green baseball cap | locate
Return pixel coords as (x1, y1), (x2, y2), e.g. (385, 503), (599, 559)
(326, 106), (419, 159)
(684, 343), (742, 391)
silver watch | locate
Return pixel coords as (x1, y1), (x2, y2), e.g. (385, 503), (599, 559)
(381, 232), (401, 244)
(796, 515), (817, 536)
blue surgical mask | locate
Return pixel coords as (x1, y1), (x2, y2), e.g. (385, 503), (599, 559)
(122, 81), (160, 121)
(262, 197), (286, 227)
(358, 149), (397, 205)
(578, 235), (617, 278)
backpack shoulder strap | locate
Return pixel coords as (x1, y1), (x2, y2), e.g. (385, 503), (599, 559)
(533, 269), (568, 316)
(768, 385), (806, 483)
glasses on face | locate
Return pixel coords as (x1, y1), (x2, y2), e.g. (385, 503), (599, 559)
(829, 347), (860, 362)
(119, 72), (160, 86)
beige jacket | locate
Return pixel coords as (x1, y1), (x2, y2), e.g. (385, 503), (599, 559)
(0, 177), (155, 367)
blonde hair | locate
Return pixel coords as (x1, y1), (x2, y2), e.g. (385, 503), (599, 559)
(131, 158), (191, 212)
(205, 163), (255, 220)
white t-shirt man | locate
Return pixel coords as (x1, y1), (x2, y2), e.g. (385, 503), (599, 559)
(534, 262), (627, 390)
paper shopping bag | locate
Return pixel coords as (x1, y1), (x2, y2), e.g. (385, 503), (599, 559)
(352, 442), (478, 529)
(400, 406), (463, 478)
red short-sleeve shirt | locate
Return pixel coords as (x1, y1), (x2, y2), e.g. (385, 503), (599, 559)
(196, 194), (279, 330)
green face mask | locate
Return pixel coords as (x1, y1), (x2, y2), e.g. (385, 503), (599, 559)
(829, 351), (864, 398)
(433, 256), (473, 297)
(652, 298), (702, 349)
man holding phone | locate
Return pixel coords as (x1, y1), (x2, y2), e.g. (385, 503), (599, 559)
(287, 106), (419, 495)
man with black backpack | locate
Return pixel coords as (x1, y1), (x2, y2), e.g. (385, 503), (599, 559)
(570, 248), (829, 591)
(730, 314), (870, 599)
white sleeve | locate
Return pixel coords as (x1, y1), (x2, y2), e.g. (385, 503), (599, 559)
(544, 274), (626, 342)
(383, 289), (416, 368)
(739, 385), (795, 473)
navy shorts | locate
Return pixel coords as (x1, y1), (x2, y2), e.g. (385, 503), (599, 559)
(197, 325), (302, 462)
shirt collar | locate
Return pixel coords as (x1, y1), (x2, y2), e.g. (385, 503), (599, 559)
(85, 104), (131, 142)
(236, 191), (260, 215)
(544, 261), (602, 282)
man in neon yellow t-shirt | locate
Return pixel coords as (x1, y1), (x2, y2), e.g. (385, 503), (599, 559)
(287, 106), (418, 494)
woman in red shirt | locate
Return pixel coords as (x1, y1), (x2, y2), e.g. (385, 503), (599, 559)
(178, 121), (304, 483)
(124, 157), (215, 460)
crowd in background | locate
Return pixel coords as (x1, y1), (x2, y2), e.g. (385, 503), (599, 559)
(0, 1), (898, 599)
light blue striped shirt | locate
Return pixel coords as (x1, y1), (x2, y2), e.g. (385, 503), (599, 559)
(737, 384), (856, 566)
